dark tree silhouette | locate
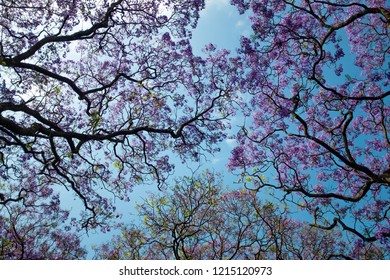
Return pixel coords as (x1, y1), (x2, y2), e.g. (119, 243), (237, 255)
(228, 0), (389, 253)
(0, 0), (238, 232)
(93, 171), (387, 259)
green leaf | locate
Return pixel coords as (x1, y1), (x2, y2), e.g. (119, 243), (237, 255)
(25, 143), (34, 149)
(113, 159), (122, 169)
(89, 111), (102, 128)
(53, 86), (61, 94)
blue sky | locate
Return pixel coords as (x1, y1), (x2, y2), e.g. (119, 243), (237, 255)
(128, 0), (251, 218)
(82, 0), (389, 258)
(191, 0), (250, 54)
(83, 0), (252, 257)
(190, 0), (250, 166)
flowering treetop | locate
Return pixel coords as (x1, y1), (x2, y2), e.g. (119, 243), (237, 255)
(228, 0), (389, 251)
(0, 0), (239, 231)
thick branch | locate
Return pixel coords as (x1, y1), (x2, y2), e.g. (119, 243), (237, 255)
(11, 0), (124, 62)
(312, 217), (378, 243)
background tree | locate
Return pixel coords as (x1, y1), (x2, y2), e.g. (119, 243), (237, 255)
(0, 182), (86, 259)
(2, 0), (388, 260)
(228, 0), (389, 253)
(0, 0), (240, 232)
(93, 170), (386, 259)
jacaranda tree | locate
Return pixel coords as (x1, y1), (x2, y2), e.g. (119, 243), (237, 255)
(1, 0), (389, 259)
(0, 188), (87, 259)
(93, 170), (387, 259)
(0, 0), (241, 240)
(228, 0), (389, 253)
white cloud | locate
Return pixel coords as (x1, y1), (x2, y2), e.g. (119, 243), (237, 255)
(235, 20), (245, 28)
(207, 0), (230, 8)
(203, 0), (235, 16)
(226, 138), (237, 147)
